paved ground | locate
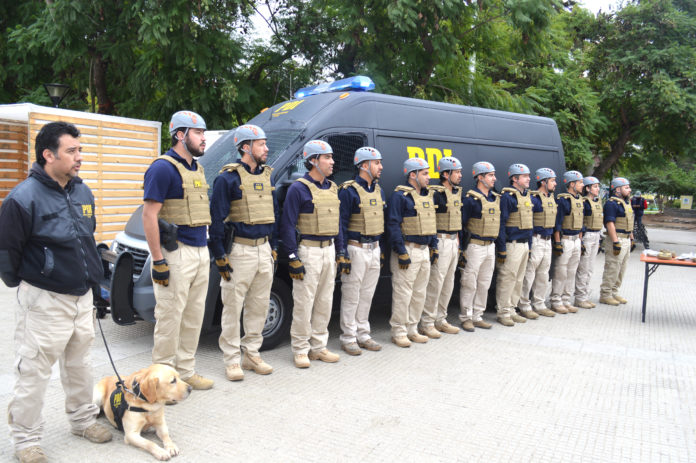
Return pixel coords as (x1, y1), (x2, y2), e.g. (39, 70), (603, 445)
(1, 227), (695, 462)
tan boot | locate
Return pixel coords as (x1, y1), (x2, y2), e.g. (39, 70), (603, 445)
(473, 320), (492, 329)
(588, 301), (597, 308)
(294, 353), (310, 368)
(553, 305), (569, 314)
(391, 336), (411, 348)
(407, 332), (429, 344)
(15, 446), (47, 463)
(341, 342), (362, 356)
(435, 320), (460, 334)
(520, 310), (539, 320)
(71, 423), (112, 443)
(613, 295), (628, 304)
(418, 325), (442, 339)
(242, 353), (273, 375)
(358, 338), (382, 351)
(183, 373), (214, 390)
(308, 348), (340, 363)
(497, 317), (514, 327)
(536, 308), (556, 317)
(599, 296), (620, 306)
(511, 313), (527, 323)
(461, 320), (475, 332)
(225, 363), (244, 381)
(564, 304), (579, 313)
(575, 301), (593, 309)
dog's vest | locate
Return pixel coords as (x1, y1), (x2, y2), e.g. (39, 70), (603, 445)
(109, 380), (148, 431)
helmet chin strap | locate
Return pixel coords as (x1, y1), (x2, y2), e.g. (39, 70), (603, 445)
(179, 128), (193, 158)
(312, 158), (326, 183)
(360, 161), (374, 183)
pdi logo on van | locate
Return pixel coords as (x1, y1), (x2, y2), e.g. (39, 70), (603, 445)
(254, 183), (264, 191)
(407, 146), (454, 178)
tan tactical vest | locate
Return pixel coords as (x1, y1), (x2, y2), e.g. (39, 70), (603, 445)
(220, 163), (275, 225)
(157, 155), (211, 226)
(430, 185), (463, 232)
(296, 177), (340, 236)
(395, 185), (437, 236)
(465, 190), (501, 238)
(583, 196), (604, 231)
(558, 193), (584, 231)
(531, 190), (557, 229)
(341, 180), (385, 236)
(609, 196), (634, 232)
(502, 187), (533, 230)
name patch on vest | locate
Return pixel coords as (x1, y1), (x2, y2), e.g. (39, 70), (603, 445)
(525, 201), (531, 207)
(488, 208), (496, 214)
(254, 183), (264, 191)
(369, 198), (377, 206)
(194, 180), (202, 188)
(454, 200), (461, 207)
(81, 204), (93, 218)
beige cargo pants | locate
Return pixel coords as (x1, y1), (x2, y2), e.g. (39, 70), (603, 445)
(340, 243), (380, 345)
(152, 242), (210, 380)
(459, 242), (495, 323)
(600, 236), (630, 299)
(291, 243), (336, 355)
(519, 236), (552, 312)
(550, 236), (582, 308)
(390, 244), (430, 338)
(8, 282), (99, 451)
(574, 230), (601, 303)
(421, 235), (458, 328)
(219, 241), (274, 366)
(495, 241), (530, 318)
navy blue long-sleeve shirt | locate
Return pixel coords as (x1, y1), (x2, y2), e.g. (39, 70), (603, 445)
(279, 173), (345, 256)
(208, 160), (279, 258)
(496, 188), (533, 251)
(604, 196), (631, 233)
(461, 187), (498, 243)
(531, 193), (555, 237)
(555, 194), (582, 236)
(386, 185), (437, 255)
(338, 175), (386, 253)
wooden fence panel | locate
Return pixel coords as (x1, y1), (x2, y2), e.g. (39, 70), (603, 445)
(0, 119), (29, 204)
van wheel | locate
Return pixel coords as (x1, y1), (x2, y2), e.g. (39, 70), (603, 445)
(260, 278), (292, 351)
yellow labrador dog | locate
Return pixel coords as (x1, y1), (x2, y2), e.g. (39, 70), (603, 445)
(93, 364), (191, 460)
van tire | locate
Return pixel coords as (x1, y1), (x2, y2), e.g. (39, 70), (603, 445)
(260, 278), (293, 351)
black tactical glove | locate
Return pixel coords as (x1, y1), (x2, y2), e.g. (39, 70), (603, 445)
(430, 248), (439, 266)
(612, 241), (621, 256)
(380, 252), (385, 269)
(581, 244), (587, 256)
(630, 239), (636, 252)
(553, 241), (564, 257)
(215, 256), (232, 281)
(495, 250), (507, 266)
(457, 249), (467, 270)
(337, 252), (351, 275)
(398, 252), (411, 270)
(152, 259), (170, 286)
(288, 256), (305, 280)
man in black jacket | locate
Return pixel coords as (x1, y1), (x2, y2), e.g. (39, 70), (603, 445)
(0, 122), (111, 463)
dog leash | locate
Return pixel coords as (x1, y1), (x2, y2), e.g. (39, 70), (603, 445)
(96, 316), (136, 396)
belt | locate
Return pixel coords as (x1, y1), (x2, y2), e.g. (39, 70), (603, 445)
(562, 234), (580, 241)
(405, 241), (428, 250)
(348, 240), (379, 250)
(301, 239), (334, 248)
(234, 236), (268, 246)
(586, 229), (602, 232)
(469, 238), (494, 246)
(437, 232), (458, 239)
(506, 239), (528, 244)
(533, 234), (551, 241)
(616, 232), (631, 239)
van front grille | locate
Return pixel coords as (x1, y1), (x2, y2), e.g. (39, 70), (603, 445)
(115, 243), (150, 277)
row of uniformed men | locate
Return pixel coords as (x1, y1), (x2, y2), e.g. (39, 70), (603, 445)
(144, 111), (636, 389)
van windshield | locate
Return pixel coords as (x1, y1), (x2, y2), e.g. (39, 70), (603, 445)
(200, 128), (302, 187)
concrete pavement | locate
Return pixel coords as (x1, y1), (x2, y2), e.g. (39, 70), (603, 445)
(1, 227), (695, 462)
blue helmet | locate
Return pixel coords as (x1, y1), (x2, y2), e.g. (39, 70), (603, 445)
(169, 110), (206, 136)
(403, 157), (429, 175)
(437, 156), (462, 172)
(302, 140), (333, 160)
(582, 176), (600, 187)
(233, 124), (266, 149)
(535, 168), (556, 182)
(472, 161), (495, 178)
(508, 163), (531, 178)
(563, 171), (583, 184)
(353, 146), (382, 166)
(611, 177), (630, 189)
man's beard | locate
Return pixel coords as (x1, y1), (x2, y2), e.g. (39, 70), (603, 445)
(254, 153), (266, 166)
(186, 138), (205, 157)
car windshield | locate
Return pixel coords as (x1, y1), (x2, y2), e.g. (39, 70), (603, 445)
(199, 128), (302, 188)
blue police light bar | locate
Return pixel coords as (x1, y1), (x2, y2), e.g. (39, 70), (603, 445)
(293, 76), (375, 99)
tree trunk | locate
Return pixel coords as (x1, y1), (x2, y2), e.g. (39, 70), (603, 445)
(592, 108), (633, 179)
(93, 55), (114, 115)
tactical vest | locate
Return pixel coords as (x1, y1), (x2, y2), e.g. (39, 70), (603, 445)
(583, 196), (604, 231)
(296, 178), (340, 236)
(531, 190), (557, 229)
(341, 180), (385, 236)
(465, 190), (501, 238)
(395, 185), (437, 236)
(609, 196), (634, 232)
(157, 155), (211, 226)
(558, 193), (584, 231)
(430, 185), (463, 232)
(502, 187), (533, 230)
(220, 163), (275, 225)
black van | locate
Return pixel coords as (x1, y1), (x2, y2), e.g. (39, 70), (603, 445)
(99, 79), (566, 350)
